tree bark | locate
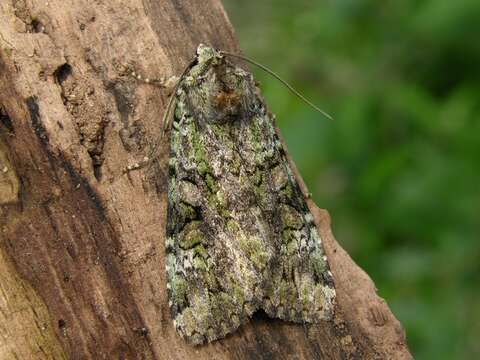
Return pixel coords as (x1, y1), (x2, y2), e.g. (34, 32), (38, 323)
(0, 1), (412, 359)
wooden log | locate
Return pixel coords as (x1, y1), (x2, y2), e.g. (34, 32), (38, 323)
(0, 1), (412, 358)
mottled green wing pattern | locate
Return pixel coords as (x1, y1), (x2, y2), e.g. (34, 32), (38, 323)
(166, 45), (335, 345)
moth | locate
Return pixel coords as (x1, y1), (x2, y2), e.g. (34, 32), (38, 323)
(165, 44), (336, 345)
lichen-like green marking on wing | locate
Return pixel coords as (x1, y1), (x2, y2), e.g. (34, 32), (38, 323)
(166, 45), (335, 345)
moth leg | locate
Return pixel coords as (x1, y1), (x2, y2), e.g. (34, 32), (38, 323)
(123, 155), (152, 173)
(118, 66), (179, 174)
(122, 136), (164, 174)
(119, 61), (179, 88)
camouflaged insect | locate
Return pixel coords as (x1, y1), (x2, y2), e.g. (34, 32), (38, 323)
(166, 44), (336, 345)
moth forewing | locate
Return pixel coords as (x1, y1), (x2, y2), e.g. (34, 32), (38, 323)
(166, 44), (335, 345)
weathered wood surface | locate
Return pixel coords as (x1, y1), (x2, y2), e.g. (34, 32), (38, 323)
(0, 1), (412, 359)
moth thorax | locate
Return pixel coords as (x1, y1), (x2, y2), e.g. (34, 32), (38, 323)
(215, 90), (241, 111)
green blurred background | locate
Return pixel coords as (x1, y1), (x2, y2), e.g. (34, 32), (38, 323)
(223, 0), (479, 358)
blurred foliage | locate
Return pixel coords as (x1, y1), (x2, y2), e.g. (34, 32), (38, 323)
(223, 0), (480, 358)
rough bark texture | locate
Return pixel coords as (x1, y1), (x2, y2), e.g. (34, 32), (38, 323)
(0, 1), (412, 359)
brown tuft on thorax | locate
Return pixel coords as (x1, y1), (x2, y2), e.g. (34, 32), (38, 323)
(214, 90), (242, 115)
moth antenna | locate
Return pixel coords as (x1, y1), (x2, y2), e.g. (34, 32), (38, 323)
(160, 81), (179, 135)
(161, 61), (194, 135)
(220, 51), (334, 121)
(140, 60), (195, 168)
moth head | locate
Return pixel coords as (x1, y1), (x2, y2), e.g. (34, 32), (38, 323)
(181, 44), (224, 86)
(196, 44), (223, 68)
(178, 45), (254, 124)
